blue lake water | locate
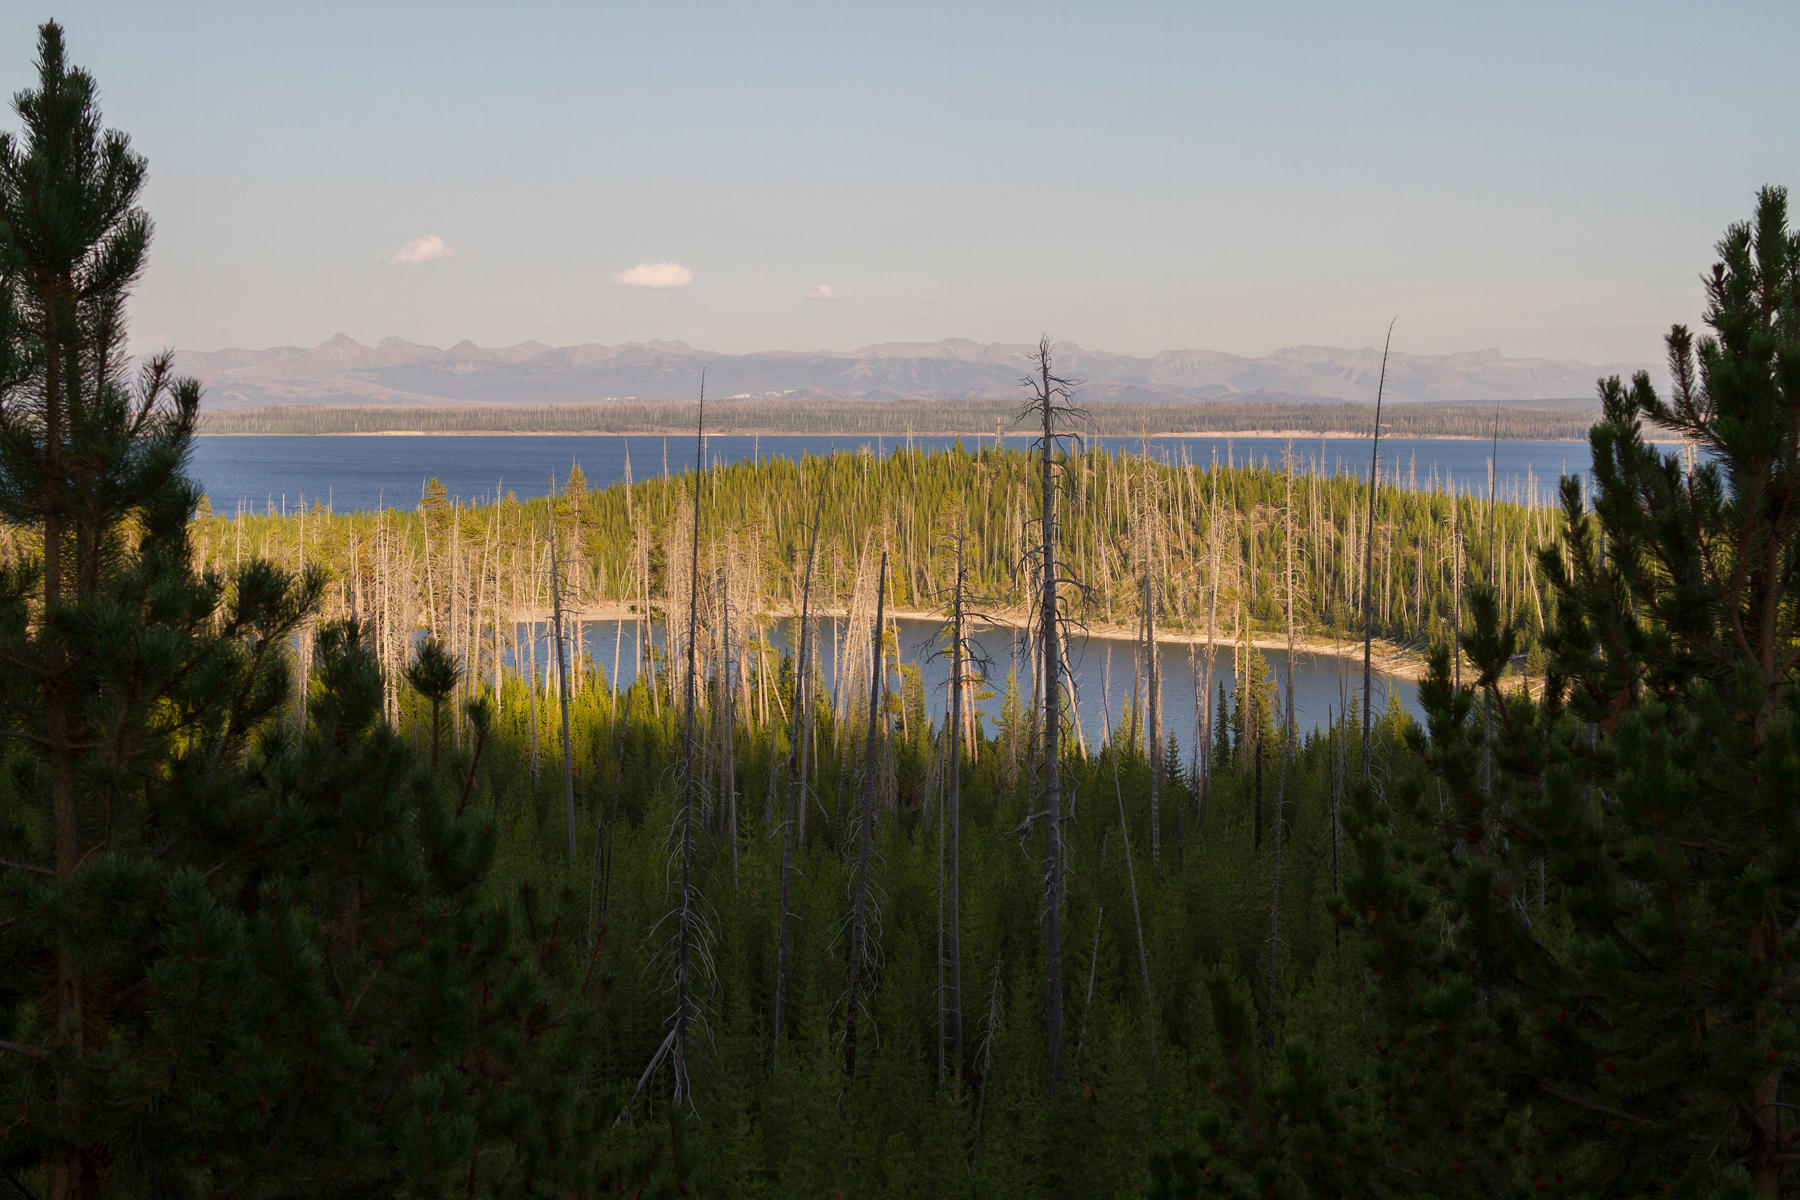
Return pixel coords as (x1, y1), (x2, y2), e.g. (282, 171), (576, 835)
(520, 615), (1414, 762)
(189, 432), (1608, 515)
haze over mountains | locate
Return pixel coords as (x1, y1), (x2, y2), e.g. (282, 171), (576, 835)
(172, 336), (1649, 410)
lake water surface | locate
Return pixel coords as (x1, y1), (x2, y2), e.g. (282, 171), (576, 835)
(522, 616), (1416, 764)
(191, 432), (1603, 515)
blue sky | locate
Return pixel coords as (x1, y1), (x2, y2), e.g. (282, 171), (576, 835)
(8, 1), (1797, 364)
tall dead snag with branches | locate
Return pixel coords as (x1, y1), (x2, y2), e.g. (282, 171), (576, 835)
(773, 481), (826, 1059)
(931, 514), (993, 1085)
(548, 475), (578, 862)
(666, 383), (710, 1106)
(1020, 335), (1085, 1089)
(1362, 319), (1396, 778)
(843, 551), (888, 1081)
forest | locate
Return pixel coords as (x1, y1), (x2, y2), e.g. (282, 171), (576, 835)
(3, 22), (1799, 1200)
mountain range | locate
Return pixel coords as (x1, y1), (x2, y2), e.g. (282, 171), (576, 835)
(170, 336), (1649, 409)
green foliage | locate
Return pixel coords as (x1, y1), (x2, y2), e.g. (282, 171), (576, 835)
(0, 25), (674, 1198)
(1161, 189), (1800, 1198)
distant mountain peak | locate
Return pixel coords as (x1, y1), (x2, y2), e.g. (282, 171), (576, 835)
(172, 335), (1653, 410)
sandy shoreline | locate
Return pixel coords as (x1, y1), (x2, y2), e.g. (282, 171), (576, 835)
(505, 601), (1431, 683)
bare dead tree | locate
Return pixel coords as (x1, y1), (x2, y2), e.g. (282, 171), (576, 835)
(1362, 318), (1397, 778)
(1107, 732), (1159, 1072)
(1483, 402), (1501, 793)
(773, 479), (827, 1059)
(1018, 334), (1086, 1089)
(1270, 443), (1300, 1024)
(717, 557), (738, 885)
(548, 476), (578, 862)
(670, 381), (708, 1106)
(843, 550), (888, 1081)
(928, 513), (995, 1086)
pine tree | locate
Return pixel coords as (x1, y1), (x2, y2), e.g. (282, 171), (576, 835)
(0, 27), (665, 1197)
(1160, 187), (1800, 1199)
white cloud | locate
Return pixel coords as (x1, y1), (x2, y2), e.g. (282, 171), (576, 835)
(384, 234), (457, 267)
(805, 284), (840, 302)
(614, 261), (694, 289)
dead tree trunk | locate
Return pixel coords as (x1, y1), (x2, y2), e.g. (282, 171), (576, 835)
(1361, 319), (1396, 779)
(1109, 738), (1159, 1071)
(844, 551), (887, 1081)
(549, 491), (578, 862)
(1020, 335), (1081, 1089)
(1270, 444), (1299, 1024)
(773, 482), (826, 1059)
(718, 559), (738, 885)
(671, 385), (707, 1106)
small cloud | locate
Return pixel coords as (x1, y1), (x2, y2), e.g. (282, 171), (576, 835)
(614, 261), (694, 289)
(805, 284), (840, 302)
(915, 296), (936, 305)
(384, 234), (457, 267)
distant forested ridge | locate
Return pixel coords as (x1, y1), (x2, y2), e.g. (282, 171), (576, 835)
(197, 395), (1604, 440)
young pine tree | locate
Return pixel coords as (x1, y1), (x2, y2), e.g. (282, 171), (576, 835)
(0, 26), (666, 1197)
(1159, 187), (1800, 1200)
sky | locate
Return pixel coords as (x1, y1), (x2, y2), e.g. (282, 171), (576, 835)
(6, 1), (1798, 367)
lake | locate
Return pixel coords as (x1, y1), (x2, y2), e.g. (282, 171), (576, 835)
(189, 431), (1609, 515)
(519, 615), (1415, 763)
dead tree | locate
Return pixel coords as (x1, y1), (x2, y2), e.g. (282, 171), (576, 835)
(773, 480), (827, 1059)
(1108, 728), (1159, 1072)
(1200, 455), (1222, 820)
(1019, 335), (1085, 1089)
(1270, 444), (1300, 1022)
(669, 384), (709, 1105)
(929, 515), (994, 1085)
(717, 558), (738, 884)
(843, 550), (888, 1081)
(548, 479), (578, 862)
(1361, 319), (1396, 778)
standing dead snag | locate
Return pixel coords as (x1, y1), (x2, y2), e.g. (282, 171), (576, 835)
(1270, 443), (1300, 1023)
(843, 551), (888, 1081)
(666, 380), (710, 1107)
(717, 558), (738, 885)
(1362, 318), (1396, 778)
(1019, 335), (1086, 1089)
(548, 476), (578, 862)
(773, 479), (826, 1059)
(929, 515), (993, 1085)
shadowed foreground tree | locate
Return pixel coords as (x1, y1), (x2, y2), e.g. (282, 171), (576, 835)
(0, 24), (675, 1198)
(1157, 188), (1800, 1199)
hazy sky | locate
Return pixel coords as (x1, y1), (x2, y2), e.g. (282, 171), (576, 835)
(8, 1), (1797, 365)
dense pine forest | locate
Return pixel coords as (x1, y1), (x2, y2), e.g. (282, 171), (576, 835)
(4, 23), (1798, 1200)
